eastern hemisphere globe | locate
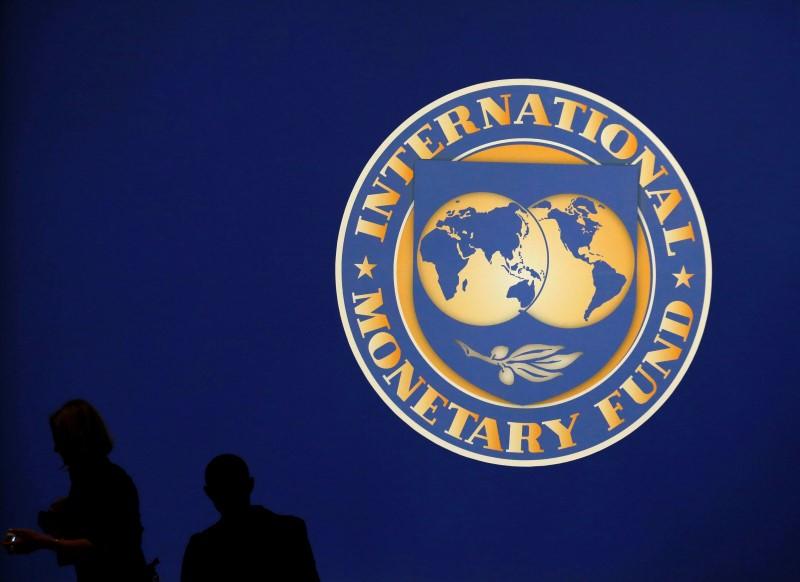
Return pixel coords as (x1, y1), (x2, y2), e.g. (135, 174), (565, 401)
(417, 192), (548, 326)
(527, 194), (634, 328)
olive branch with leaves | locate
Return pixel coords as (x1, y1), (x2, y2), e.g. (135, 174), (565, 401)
(455, 340), (582, 386)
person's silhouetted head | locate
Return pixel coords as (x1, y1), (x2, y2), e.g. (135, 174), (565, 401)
(204, 454), (254, 517)
(49, 399), (113, 468)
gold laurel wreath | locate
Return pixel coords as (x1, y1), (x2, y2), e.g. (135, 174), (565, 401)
(455, 340), (582, 386)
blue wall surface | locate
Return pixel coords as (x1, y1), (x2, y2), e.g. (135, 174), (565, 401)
(1, 2), (797, 580)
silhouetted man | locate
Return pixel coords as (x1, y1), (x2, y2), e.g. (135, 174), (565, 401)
(181, 454), (319, 582)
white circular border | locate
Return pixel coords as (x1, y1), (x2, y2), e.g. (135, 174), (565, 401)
(335, 79), (712, 467)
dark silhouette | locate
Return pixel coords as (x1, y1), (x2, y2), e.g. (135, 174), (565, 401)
(2, 399), (154, 581)
(181, 454), (319, 582)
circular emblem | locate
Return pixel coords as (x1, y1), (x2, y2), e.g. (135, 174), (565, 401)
(336, 80), (711, 466)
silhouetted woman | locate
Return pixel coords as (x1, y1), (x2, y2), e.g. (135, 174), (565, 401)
(3, 399), (149, 581)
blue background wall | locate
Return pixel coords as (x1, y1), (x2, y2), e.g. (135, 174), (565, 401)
(1, 2), (797, 580)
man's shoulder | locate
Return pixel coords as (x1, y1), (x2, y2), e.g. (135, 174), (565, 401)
(188, 507), (308, 545)
(186, 519), (226, 550)
(183, 508), (317, 582)
(251, 506), (307, 531)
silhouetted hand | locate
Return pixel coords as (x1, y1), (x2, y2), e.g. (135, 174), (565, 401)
(3, 528), (55, 554)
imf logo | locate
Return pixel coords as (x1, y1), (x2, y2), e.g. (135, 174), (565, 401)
(336, 80), (711, 466)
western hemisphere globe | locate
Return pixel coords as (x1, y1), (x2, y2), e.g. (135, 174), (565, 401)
(527, 194), (634, 328)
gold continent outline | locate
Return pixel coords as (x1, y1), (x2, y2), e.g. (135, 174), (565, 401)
(416, 192), (549, 327)
(526, 193), (635, 328)
(393, 143), (653, 408)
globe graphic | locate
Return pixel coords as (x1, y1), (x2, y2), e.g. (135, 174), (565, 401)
(527, 194), (634, 328)
(417, 192), (548, 326)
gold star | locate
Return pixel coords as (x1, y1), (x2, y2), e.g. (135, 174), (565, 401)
(673, 266), (695, 288)
(354, 256), (377, 279)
